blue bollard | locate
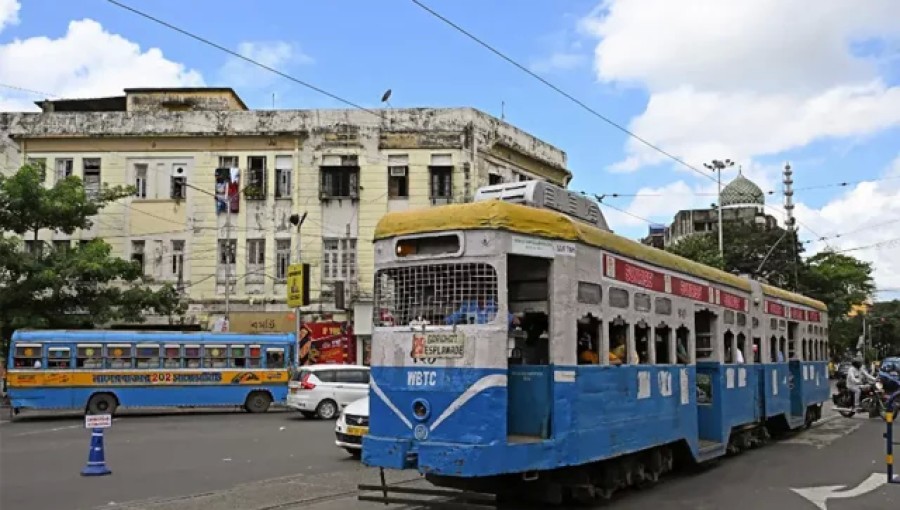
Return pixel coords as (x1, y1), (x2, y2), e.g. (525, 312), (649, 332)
(81, 428), (111, 476)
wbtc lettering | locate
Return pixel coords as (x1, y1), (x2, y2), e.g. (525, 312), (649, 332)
(408, 371), (437, 386)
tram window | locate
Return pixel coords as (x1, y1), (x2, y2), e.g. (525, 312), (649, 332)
(724, 310), (735, 325)
(770, 319), (778, 331)
(48, 347), (71, 369)
(395, 234), (461, 258)
(801, 339), (807, 360)
(808, 324), (813, 333)
(634, 293), (651, 313)
(769, 337), (778, 362)
(752, 317), (759, 329)
(231, 345), (247, 367)
(676, 327), (691, 365)
(655, 297), (672, 316)
(13, 344), (43, 368)
(724, 331), (736, 363)
(737, 313), (747, 327)
(248, 345), (263, 368)
(107, 344), (133, 369)
(779, 320), (786, 330)
(577, 282), (602, 305)
(608, 321), (629, 365)
(609, 287), (629, 309)
(204, 345), (228, 368)
(76, 344), (102, 368)
(136, 344), (161, 368)
(694, 310), (715, 360)
(164, 345), (180, 368)
(635, 323), (651, 364)
(184, 345), (201, 368)
(266, 348), (286, 368)
(752, 337), (762, 363)
(779, 337), (787, 361)
(655, 326), (673, 364)
(736, 333), (747, 364)
(576, 314), (601, 365)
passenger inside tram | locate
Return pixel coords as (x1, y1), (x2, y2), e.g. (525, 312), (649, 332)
(675, 327), (690, 364)
(576, 314), (601, 365)
(608, 325), (627, 365)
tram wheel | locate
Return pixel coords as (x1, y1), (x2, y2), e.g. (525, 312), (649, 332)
(244, 391), (272, 413)
(86, 393), (118, 416)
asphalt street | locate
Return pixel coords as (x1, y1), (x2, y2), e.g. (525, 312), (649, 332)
(1, 403), (896, 510)
(0, 407), (373, 510)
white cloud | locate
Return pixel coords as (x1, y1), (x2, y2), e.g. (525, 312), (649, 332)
(0, 18), (204, 112)
(529, 51), (586, 73)
(219, 41), (313, 88)
(581, 0), (900, 172)
(796, 154), (900, 294)
(0, 0), (19, 33)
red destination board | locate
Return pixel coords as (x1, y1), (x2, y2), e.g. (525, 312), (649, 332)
(765, 301), (786, 317)
(807, 311), (821, 323)
(605, 255), (667, 292)
(790, 307), (806, 321)
(671, 276), (709, 302)
(720, 290), (747, 312)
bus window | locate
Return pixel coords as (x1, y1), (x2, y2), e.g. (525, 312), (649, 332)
(48, 347), (71, 369)
(76, 344), (102, 368)
(248, 345), (262, 368)
(13, 344), (43, 368)
(231, 345), (247, 367)
(204, 345), (227, 368)
(164, 344), (180, 368)
(107, 344), (133, 369)
(266, 348), (285, 368)
(136, 344), (161, 368)
(185, 345), (201, 368)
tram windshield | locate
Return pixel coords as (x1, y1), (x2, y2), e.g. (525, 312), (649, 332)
(374, 262), (499, 327)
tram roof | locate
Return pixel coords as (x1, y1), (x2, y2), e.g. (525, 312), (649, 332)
(374, 200), (827, 312)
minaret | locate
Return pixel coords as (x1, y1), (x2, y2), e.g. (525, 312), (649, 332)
(783, 162), (795, 233)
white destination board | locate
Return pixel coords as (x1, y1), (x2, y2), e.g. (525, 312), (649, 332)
(510, 236), (576, 258)
(84, 414), (112, 429)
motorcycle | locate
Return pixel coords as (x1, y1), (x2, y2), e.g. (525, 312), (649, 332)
(832, 377), (886, 419)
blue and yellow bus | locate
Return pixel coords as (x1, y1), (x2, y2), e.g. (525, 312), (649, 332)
(4, 330), (296, 416)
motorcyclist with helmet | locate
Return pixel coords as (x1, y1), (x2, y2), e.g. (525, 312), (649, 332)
(847, 357), (877, 411)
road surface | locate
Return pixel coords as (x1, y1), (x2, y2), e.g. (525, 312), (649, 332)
(1, 405), (895, 509)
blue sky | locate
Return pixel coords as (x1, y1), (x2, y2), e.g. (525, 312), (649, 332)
(2, 0), (899, 297)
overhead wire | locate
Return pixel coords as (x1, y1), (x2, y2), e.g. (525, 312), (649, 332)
(408, 0), (716, 184)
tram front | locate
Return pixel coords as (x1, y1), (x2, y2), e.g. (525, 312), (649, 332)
(362, 222), (516, 476)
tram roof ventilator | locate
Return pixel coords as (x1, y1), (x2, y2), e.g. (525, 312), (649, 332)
(473, 180), (612, 232)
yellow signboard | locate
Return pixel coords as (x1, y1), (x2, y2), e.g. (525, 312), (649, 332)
(228, 312), (296, 333)
(287, 263), (309, 308)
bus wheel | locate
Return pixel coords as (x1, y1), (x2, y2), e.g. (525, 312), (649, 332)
(245, 391), (272, 414)
(86, 393), (118, 416)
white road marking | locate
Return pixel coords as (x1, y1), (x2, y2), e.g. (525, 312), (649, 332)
(791, 472), (886, 510)
(12, 424), (82, 436)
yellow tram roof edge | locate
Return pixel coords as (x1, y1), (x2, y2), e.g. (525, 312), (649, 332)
(373, 200), (827, 312)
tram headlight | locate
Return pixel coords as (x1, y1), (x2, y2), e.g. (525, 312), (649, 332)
(412, 399), (431, 421)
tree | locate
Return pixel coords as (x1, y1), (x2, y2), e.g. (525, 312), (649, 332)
(666, 233), (725, 269)
(666, 222), (804, 287)
(798, 251), (875, 321)
(0, 165), (185, 352)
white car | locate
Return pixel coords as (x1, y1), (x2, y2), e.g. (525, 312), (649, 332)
(335, 396), (369, 458)
(286, 364), (370, 419)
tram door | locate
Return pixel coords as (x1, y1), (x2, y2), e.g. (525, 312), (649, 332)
(506, 255), (553, 441)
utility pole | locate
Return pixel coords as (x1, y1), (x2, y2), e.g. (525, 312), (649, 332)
(703, 159), (734, 258)
(224, 196), (231, 321)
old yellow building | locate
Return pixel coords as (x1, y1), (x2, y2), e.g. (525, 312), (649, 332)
(0, 87), (570, 330)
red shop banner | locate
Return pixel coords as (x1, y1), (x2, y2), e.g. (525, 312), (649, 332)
(301, 321), (356, 365)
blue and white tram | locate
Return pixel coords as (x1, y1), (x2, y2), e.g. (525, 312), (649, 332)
(362, 182), (830, 503)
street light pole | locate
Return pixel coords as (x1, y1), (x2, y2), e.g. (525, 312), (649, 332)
(703, 159), (734, 259)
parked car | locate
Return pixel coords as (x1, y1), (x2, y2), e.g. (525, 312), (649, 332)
(286, 364), (370, 419)
(335, 396), (369, 459)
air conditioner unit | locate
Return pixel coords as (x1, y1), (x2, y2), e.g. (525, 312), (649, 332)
(389, 166), (407, 177)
